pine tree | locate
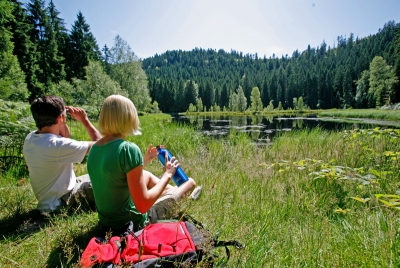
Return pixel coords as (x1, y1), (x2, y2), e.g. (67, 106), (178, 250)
(394, 24), (400, 102)
(185, 80), (198, 111)
(0, 0), (28, 100)
(102, 44), (111, 74)
(26, 0), (49, 97)
(66, 11), (101, 80)
(342, 69), (353, 108)
(220, 83), (229, 109)
(175, 79), (186, 112)
(141, 22), (398, 110)
(203, 81), (215, 110)
(45, 0), (66, 84)
(9, 0), (37, 100)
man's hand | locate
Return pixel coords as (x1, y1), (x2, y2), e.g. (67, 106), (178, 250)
(65, 105), (102, 142)
(65, 106), (88, 123)
(59, 122), (70, 138)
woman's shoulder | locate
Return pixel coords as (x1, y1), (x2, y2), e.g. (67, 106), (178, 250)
(120, 140), (140, 151)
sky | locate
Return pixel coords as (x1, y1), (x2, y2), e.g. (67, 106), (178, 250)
(22, 0), (400, 59)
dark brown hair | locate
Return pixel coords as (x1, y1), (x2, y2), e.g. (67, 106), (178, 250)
(30, 95), (65, 130)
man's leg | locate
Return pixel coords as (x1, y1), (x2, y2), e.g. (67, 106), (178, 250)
(69, 174), (95, 209)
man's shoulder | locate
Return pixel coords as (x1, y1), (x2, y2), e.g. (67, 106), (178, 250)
(24, 131), (87, 149)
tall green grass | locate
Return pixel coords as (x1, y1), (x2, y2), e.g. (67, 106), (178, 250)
(1, 114), (399, 267)
(319, 109), (400, 121)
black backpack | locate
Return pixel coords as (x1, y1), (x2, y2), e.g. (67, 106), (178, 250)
(81, 214), (244, 267)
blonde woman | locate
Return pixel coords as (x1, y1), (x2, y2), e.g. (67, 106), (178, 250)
(87, 95), (198, 232)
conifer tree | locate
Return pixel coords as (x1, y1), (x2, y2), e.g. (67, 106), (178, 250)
(0, 0), (28, 100)
(185, 80), (198, 111)
(355, 70), (370, 108)
(66, 11), (101, 80)
(102, 44), (111, 74)
(25, 0), (48, 97)
(342, 69), (353, 108)
(394, 24), (400, 102)
(141, 22), (398, 110)
(46, 0), (67, 82)
(203, 81), (215, 110)
(9, 0), (39, 99)
(175, 79), (186, 112)
(220, 83), (229, 109)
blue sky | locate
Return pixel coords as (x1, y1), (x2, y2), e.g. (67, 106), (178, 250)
(22, 0), (400, 59)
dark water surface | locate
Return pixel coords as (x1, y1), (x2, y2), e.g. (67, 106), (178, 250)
(172, 114), (400, 145)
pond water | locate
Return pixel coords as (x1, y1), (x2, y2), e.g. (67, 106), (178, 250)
(172, 114), (400, 145)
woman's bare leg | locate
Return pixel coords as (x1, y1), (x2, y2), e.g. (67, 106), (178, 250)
(143, 170), (197, 198)
(174, 178), (196, 198)
(143, 170), (174, 191)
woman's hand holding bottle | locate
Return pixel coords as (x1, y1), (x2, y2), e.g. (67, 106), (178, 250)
(163, 154), (179, 181)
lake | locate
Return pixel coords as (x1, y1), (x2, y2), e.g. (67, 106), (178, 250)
(172, 114), (400, 145)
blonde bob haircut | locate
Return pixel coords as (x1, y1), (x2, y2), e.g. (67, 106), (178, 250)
(98, 95), (141, 136)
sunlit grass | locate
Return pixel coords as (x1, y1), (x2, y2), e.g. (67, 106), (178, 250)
(1, 114), (399, 267)
(320, 109), (400, 121)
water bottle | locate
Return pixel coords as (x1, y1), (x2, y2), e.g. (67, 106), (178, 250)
(156, 145), (189, 186)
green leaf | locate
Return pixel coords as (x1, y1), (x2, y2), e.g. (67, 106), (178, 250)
(350, 197), (371, 203)
(334, 208), (351, 214)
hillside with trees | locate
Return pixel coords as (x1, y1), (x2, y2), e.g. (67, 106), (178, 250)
(1, 0), (150, 112)
(1, 0), (400, 113)
(143, 22), (400, 112)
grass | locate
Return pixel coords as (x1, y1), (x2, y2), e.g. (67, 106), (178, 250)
(319, 108), (400, 121)
(1, 112), (400, 267)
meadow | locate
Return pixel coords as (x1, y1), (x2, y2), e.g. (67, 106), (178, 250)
(0, 107), (400, 267)
(319, 108), (400, 121)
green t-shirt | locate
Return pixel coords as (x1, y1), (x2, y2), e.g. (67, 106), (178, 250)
(87, 139), (147, 231)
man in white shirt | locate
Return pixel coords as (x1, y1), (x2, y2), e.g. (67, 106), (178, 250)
(23, 95), (102, 214)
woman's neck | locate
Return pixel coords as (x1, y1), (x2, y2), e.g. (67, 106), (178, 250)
(96, 133), (125, 145)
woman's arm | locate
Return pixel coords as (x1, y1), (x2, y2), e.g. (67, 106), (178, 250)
(143, 144), (158, 168)
(127, 155), (178, 213)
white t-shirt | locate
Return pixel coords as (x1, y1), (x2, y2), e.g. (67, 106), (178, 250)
(23, 131), (89, 212)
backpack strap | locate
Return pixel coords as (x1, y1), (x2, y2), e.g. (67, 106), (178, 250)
(215, 239), (244, 250)
(212, 236), (244, 260)
(182, 214), (244, 261)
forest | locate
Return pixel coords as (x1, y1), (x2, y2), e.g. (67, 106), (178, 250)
(1, 0), (400, 113)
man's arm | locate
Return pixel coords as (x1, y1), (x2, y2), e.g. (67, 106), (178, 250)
(66, 106), (102, 154)
(80, 117), (102, 141)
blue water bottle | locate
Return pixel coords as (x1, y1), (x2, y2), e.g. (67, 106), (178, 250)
(156, 145), (189, 186)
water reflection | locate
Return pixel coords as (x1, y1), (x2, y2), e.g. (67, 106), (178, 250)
(172, 114), (400, 145)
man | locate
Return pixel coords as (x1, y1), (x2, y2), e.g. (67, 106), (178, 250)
(23, 95), (102, 214)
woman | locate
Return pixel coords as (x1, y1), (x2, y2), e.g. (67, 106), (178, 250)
(87, 95), (198, 232)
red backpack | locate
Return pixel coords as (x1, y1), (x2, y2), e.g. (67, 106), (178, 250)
(81, 215), (243, 267)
